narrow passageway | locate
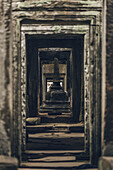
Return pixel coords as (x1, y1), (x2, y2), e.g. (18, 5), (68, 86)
(19, 122), (97, 170)
(19, 46), (97, 169)
(0, 0), (106, 169)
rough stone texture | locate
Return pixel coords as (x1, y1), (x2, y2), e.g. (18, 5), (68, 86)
(98, 157), (113, 170)
(26, 117), (41, 125)
(104, 0), (113, 156)
(0, 120), (9, 155)
(0, 155), (18, 170)
(0, 0), (12, 156)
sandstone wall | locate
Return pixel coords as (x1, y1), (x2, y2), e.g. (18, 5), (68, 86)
(0, 0), (12, 156)
(0, 0), (110, 163)
(103, 0), (113, 156)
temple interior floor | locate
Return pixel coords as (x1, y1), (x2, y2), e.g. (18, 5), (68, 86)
(19, 122), (98, 170)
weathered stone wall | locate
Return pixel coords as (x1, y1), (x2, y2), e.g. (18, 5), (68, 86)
(103, 0), (113, 156)
(101, 0), (113, 157)
(0, 0), (104, 165)
(0, 0), (12, 155)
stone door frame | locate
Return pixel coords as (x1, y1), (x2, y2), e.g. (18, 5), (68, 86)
(12, 0), (102, 163)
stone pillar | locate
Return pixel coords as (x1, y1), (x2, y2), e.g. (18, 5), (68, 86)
(0, 0), (12, 156)
(0, 0), (18, 168)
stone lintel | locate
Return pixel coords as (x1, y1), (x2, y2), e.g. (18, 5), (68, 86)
(12, 1), (102, 11)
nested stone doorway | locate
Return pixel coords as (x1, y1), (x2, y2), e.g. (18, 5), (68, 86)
(26, 35), (84, 123)
(20, 23), (92, 161)
(12, 0), (102, 163)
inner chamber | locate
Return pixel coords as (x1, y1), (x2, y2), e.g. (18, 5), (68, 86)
(26, 35), (84, 123)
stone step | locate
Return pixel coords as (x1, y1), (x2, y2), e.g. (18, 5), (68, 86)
(23, 150), (88, 162)
(28, 132), (84, 139)
(25, 150), (85, 160)
(27, 123), (84, 134)
(19, 168), (97, 170)
(26, 143), (84, 150)
(28, 156), (76, 162)
(23, 150), (89, 160)
(20, 160), (89, 169)
(20, 155), (96, 170)
(40, 115), (74, 123)
(27, 132), (84, 150)
(19, 150), (93, 170)
(24, 150), (85, 159)
(20, 155), (97, 169)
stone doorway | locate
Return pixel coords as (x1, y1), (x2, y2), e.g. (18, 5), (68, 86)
(12, 2), (102, 160)
(23, 34), (88, 166)
(11, 0), (102, 165)
(20, 22), (91, 160)
(26, 36), (84, 123)
(24, 34), (87, 168)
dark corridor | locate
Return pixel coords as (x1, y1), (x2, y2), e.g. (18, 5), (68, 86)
(26, 35), (84, 123)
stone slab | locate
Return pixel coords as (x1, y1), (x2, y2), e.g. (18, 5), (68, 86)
(26, 117), (40, 125)
(27, 123), (84, 134)
(40, 115), (73, 123)
(18, 168), (98, 170)
(98, 156), (113, 170)
(27, 122), (84, 128)
(25, 150), (84, 158)
(27, 132), (84, 150)
(29, 132), (84, 138)
(0, 155), (18, 170)
(23, 150), (85, 161)
(28, 156), (76, 162)
(20, 161), (89, 168)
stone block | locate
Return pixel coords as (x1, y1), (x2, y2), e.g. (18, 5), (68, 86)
(26, 117), (40, 125)
(0, 155), (18, 170)
(0, 120), (9, 155)
(98, 156), (113, 170)
(103, 142), (113, 156)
